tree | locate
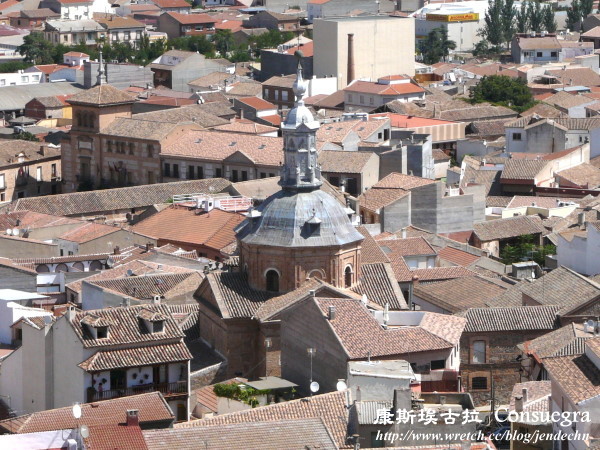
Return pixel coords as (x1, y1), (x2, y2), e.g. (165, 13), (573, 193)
(516, 1), (529, 33)
(501, 0), (516, 48)
(542, 4), (558, 32)
(500, 234), (556, 265)
(528, 0), (543, 33)
(17, 32), (54, 64)
(567, 0), (583, 31)
(479, 0), (504, 50)
(213, 29), (234, 56)
(470, 75), (535, 112)
(581, 0), (594, 17)
(419, 26), (456, 64)
(13, 131), (39, 142)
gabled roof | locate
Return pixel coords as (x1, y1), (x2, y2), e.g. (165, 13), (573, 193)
(473, 215), (545, 241)
(12, 179), (232, 216)
(72, 304), (184, 348)
(437, 246), (480, 267)
(344, 80), (425, 96)
(544, 349), (600, 404)
(318, 150), (375, 174)
(0, 392), (173, 434)
(175, 390), (351, 449)
(58, 222), (119, 243)
(67, 84), (136, 106)
(414, 276), (509, 313)
(132, 207), (244, 251)
(350, 262), (407, 310)
(500, 159), (550, 181)
(556, 163), (600, 189)
(458, 305), (559, 332)
(162, 11), (214, 25)
(79, 342), (192, 371)
(520, 266), (600, 315)
(89, 272), (202, 300)
(144, 417), (337, 450)
(312, 297), (466, 359)
(515, 36), (560, 50)
(523, 322), (594, 360)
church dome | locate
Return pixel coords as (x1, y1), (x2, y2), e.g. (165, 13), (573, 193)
(237, 189), (363, 248)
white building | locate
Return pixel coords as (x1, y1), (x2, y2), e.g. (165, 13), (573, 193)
(343, 75), (426, 111)
(412, 1), (494, 52)
(0, 70), (43, 87)
(0, 289), (52, 345)
(0, 304), (191, 419)
(557, 222), (600, 276)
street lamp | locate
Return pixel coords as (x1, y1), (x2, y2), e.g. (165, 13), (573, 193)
(307, 347), (316, 395)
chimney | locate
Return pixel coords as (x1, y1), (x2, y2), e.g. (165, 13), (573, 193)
(347, 33), (355, 85)
(113, 246), (120, 255)
(309, 289), (316, 298)
(521, 387), (528, 404)
(38, 146), (44, 156)
(328, 305), (336, 320)
(401, 228), (407, 239)
(65, 306), (76, 322)
(126, 409), (139, 427)
(578, 212), (586, 229)
(145, 243), (154, 252)
(514, 395), (523, 412)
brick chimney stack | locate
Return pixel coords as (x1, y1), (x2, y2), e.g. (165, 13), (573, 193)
(126, 409), (139, 427)
(347, 34), (355, 85)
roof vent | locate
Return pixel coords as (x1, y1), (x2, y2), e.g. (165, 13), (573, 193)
(229, 141), (237, 146)
(328, 305), (336, 320)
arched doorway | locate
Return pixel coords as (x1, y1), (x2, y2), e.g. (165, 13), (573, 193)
(344, 265), (353, 288)
(265, 269), (280, 292)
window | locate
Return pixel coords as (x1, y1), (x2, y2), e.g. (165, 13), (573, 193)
(124, 31), (130, 41)
(232, 170), (239, 182)
(21, 76), (28, 83)
(188, 166), (195, 179)
(1, 193), (5, 202)
(147, 144), (154, 157)
(551, 51), (558, 58)
(359, 95), (364, 104)
(112, 32), (118, 41)
(36, 166), (42, 182)
(0, 80), (4, 86)
(369, 96), (374, 105)
(512, 132), (522, 141)
(266, 270), (279, 292)
(164, 163), (171, 177)
(0, 174), (5, 190)
(107, 140), (112, 152)
(537, 52), (543, 57)
(215, 167), (222, 178)
(348, 94), (353, 102)
(471, 376), (488, 390)
(128, 142), (134, 155)
(64, 35), (68, 42)
(329, 176), (340, 186)
(173, 164), (179, 178)
(264, 88), (269, 98)
(260, 172), (266, 178)
(430, 359), (445, 370)
(153, 321), (164, 333)
(282, 91), (288, 101)
(32, 75), (39, 81)
(274, 90), (279, 100)
(472, 340), (486, 363)
(96, 326), (108, 339)
(198, 166), (203, 179)
(344, 266), (352, 288)
(241, 170), (248, 181)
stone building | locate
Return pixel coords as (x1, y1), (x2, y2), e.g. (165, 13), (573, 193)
(457, 306), (559, 407)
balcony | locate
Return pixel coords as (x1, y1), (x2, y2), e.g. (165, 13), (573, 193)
(87, 381), (187, 402)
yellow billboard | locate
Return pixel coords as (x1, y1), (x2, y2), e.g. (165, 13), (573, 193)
(426, 12), (479, 22)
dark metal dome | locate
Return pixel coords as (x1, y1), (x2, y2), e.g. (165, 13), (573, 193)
(237, 189), (363, 248)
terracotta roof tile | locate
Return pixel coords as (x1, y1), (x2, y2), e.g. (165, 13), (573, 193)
(145, 417), (336, 449)
(313, 297), (466, 359)
(237, 96), (276, 110)
(67, 84), (136, 106)
(524, 322), (593, 360)
(161, 130), (282, 167)
(437, 246), (480, 266)
(176, 390), (350, 448)
(473, 215), (545, 241)
(414, 276), (508, 313)
(0, 392), (173, 434)
(85, 423), (148, 450)
(132, 206), (244, 251)
(318, 150), (375, 174)
(89, 272), (202, 300)
(509, 381), (552, 414)
(350, 262), (407, 310)
(544, 349), (600, 404)
(163, 12), (214, 25)
(458, 305), (559, 332)
(79, 342), (192, 371)
(556, 163), (600, 189)
(13, 179), (232, 216)
(344, 80), (425, 96)
(132, 104), (230, 126)
(358, 187), (409, 212)
(204, 271), (273, 319)
(59, 222), (119, 243)
(500, 159), (550, 181)
(356, 226), (390, 264)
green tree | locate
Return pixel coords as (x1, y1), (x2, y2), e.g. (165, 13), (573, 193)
(17, 32), (54, 64)
(501, 0), (516, 48)
(419, 26), (456, 64)
(0, 61), (32, 72)
(567, 0), (583, 31)
(528, 0), (543, 32)
(500, 235), (556, 265)
(516, 1), (529, 32)
(470, 75), (535, 112)
(542, 4), (558, 32)
(13, 131), (39, 142)
(581, 0), (594, 17)
(213, 29), (234, 56)
(479, 0), (504, 50)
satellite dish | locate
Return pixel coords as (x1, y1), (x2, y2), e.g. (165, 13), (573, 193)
(310, 381), (320, 393)
(72, 403), (82, 419)
(12, 228), (19, 236)
(5, 228), (11, 235)
(336, 380), (347, 391)
(126, 269), (133, 276)
(80, 425), (89, 439)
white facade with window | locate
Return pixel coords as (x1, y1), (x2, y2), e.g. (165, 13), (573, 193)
(0, 70), (42, 87)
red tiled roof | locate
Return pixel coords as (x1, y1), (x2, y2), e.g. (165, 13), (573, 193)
(285, 41), (314, 57)
(0, 392), (173, 434)
(132, 206), (244, 251)
(59, 222), (119, 243)
(259, 114), (282, 126)
(215, 20), (243, 31)
(379, 237), (436, 257)
(152, 0), (190, 7)
(371, 112), (456, 127)
(85, 424), (148, 450)
(63, 51), (89, 57)
(0, 0), (19, 10)
(79, 342), (192, 371)
(344, 80), (425, 96)
(237, 96), (277, 110)
(437, 246), (480, 266)
(164, 12), (214, 24)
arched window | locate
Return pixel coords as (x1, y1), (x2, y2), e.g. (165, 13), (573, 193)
(89, 260), (103, 271)
(56, 263), (68, 273)
(72, 261), (84, 271)
(265, 269), (279, 292)
(344, 265), (353, 288)
(36, 264), (49, 273)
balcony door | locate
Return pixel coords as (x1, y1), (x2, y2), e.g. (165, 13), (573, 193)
(110, 369), (126, 390)
(153, 365), (167, 385)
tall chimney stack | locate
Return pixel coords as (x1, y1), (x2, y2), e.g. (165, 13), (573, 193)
(347, 33), (355, 85)
(126, 409), (139, 427)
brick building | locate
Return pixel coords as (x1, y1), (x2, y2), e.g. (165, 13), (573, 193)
(458, 306), (559, 406)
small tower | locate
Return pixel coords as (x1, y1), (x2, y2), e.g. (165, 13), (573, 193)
(279, 52), (322, 191)
(96, 51), (107, 86)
